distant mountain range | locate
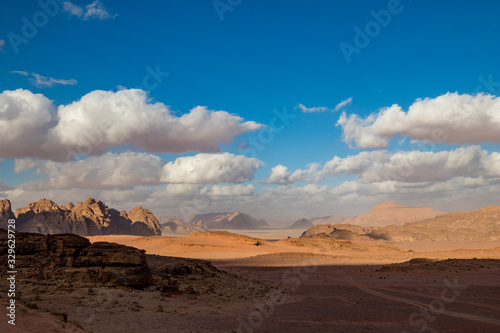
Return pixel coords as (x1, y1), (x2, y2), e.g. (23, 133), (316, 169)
(302, 204), (500, 242)
(188, 211), (269, 230)
(0, 198), (161, 236)
(160, 219), (208, 235)
(341, 201), (446, 227)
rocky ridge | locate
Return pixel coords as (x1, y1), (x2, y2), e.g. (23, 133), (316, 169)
(0, 198), (161, 236)
(342, 201), (446, 227)
(301, 206), (500, 242)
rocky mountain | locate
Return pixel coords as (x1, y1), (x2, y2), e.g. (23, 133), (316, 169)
(301, 206), (500, 242)
(189, 211), (269, 230)
(0, 198), (161, 236)
(287, 218), (314, 230)
(161, 219), (208, 234)
(342, 201), (446, 227)
(0, 199), (15, 229)
(309, 215), (353, 225)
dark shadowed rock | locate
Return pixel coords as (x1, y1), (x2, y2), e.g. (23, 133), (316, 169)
(288, 218), (314, 230)
(0, 199), (14, 229)
(0, 229), (152, 288)
(126, 206), (161, 236)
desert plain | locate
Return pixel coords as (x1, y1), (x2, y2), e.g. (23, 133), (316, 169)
(2, 228), (500, 333)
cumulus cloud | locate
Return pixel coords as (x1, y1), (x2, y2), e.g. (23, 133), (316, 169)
(0, 89), (59, 159)
(324, 145), (499, 183)
(264, 163), (322, 185)
(338, 93), (500, 149)
(64, 1), (117, 20)
(0, 89), (262, 160)
(15, 152), (263, 189)
(265, 146), (500, 186)
(15, 152), (164, 189)
(201, 184), (255, 196)
(10, 71), (77, 88)
(160, 153), (263, 184)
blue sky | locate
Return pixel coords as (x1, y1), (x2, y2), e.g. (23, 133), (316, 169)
(1, 0), (499, 221)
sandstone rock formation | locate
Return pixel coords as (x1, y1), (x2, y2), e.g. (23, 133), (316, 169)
(301, 223), (377, 240)
(0, 199), (15, 229)
(2, 198), (161, 236)
(301, 206), (500, 242)
(0, 229), (152, 288)
(161, 219), (208, 234)
(342, 201), (446, 227)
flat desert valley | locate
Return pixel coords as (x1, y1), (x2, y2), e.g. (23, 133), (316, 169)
(2, 228), (500, 333)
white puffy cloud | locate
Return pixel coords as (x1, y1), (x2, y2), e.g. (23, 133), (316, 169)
(15, 152), (263, 189)
(0, 89), (59, 159)
(0, 89), (262, 160)
(160, 153), (263, 184)
(323, 146), (498, 183)
(264, 163), (322, 185)
(15, 152), (164, 189)
(338, 93), (500, 148)
(10, 71), (78, 88)
(265, 146), (499, 186)
(64, 1), (117, 20)
(201, 184), (255, 196)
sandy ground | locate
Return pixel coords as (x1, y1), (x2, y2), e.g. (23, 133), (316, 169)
(3, 231), (500, 332)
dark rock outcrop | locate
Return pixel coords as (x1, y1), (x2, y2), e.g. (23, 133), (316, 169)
(287, 218), (314, 230)
(12, 198), (161, 236)
(0, 229), (152, 288)
(0, 199), (15, 229)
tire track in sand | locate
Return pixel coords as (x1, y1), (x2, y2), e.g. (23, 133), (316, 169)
(344, 275), (500, 326)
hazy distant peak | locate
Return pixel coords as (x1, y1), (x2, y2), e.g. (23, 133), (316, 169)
(371, 201), (404, 210)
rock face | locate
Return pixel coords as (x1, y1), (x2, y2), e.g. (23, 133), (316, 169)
(127, 206), (162, 236)
(10, 198), (161, 236)
(342, 201), (446, 227)
(0, 229), (152, 288)
(189, 211), (269, 230)
(301, 224), (376, 240)
(161, 219), (208, 235)
(287, 218), (314, 230)
(301, 206), (500, 242)
(0, 199), (15, 229)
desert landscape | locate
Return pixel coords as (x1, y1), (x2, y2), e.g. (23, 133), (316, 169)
(1, 199), (500, 332)
(1, 1), (500, 332)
